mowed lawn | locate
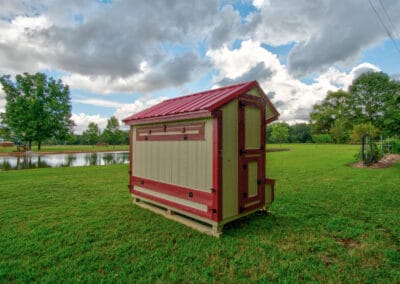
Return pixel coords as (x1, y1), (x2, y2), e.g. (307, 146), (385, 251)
(0, 144), (399, 282)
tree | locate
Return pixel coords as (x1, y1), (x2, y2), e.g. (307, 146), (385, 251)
(348, 72), (400, 137)
(382, 89), (400, 136)
(350, 122), (379, 143)
(0, 73), (73, 150)
(101, 116), (122, 146)
(330, 118), (351, 144)
(288, 123), (312, 143)
(310, 90), (350, 134)
(310, 72), (400, 138)
(270, 123), (289, 145)
(82, 122), (101, 145)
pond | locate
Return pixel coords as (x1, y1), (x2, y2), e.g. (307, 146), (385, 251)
(0, 151), (129, 171)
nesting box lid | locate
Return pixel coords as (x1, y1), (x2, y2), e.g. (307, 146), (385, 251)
(123, 80), (279, 125)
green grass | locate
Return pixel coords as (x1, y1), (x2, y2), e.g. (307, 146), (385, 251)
(0, 144), (129, 154)
(0, 144), (399, 282)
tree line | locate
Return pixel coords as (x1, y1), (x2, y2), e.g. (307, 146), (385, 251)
(0, 72), (129, 149)
(73, 117), (129, 146)
(268, 71), (399, 144)
(310, 72), (400, 143)
(1, 71), (399, 148)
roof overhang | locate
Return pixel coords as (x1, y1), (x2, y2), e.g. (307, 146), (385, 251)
(123, 110), (212, 126)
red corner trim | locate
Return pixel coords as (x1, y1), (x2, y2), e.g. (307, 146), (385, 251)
(129, 127), (133, 177)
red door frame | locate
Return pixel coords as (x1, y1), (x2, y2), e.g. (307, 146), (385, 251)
(237, 95), (266, 213)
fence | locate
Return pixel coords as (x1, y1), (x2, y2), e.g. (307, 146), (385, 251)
(374, 136), (400, 154)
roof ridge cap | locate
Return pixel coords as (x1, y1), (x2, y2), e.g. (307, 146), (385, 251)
(165, 80), (255, 102)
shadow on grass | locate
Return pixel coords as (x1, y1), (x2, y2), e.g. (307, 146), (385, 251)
(221, 211), (299, 238)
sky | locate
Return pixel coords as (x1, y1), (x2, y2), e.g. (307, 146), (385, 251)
(0, 0), (399, 134)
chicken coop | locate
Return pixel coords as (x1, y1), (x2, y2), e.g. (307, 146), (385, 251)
(123, 80), (279, 236)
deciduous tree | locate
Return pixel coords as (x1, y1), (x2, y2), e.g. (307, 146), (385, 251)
(0, 73), (73, 150)
(83, 122), (101, 145)
(270, 123), (289, 146)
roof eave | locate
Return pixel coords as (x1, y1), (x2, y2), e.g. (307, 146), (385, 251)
(124, 109), (212, 126)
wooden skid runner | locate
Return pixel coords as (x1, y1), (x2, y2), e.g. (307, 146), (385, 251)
(132, 194), (223, 237)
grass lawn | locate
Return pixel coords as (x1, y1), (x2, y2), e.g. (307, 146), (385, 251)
(0, 144), (399, 282)
(0, 144), (129, 154)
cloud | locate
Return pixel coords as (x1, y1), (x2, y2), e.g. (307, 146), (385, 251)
(208, 40), (381, 123)
(70, 95), (167, 134)
(73, 98), (124, 108)
(0, 0), (221, 93)
(62, 52), (209, 94)
(71, 113), (108, 134)
(215, 62), (274, 86)
(114, 96), (168, 122)
(0, 0), (397, 93)
(209, 5), (242, 49)
(246, 0), (400, 77)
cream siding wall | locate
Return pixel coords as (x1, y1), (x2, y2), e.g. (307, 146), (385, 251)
(132, 119), (213, 193)
(221, 99), (238, 220)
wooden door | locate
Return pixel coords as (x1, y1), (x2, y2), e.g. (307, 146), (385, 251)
(238, 95), (266, 213)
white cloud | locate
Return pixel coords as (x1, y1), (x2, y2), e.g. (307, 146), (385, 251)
(73, 98), (124, 108)
(0, 1), (216, 92)
(208, 40), (380, 123)
(0, 15), (52, 74)
(70, 95), (167, 134)
(114, 96), (168, 122)
(252, 0), (267, 9)
(71, 113), (108, 135)
(245, 0), (400, 77)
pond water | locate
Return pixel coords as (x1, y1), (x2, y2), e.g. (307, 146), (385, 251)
(0, 151), (129, 171)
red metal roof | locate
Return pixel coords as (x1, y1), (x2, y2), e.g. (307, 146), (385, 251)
(123, 80), (278, 125)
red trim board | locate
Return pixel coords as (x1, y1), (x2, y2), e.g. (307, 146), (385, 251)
(212, 110), (223, 222)
(136, 121), (205, 141)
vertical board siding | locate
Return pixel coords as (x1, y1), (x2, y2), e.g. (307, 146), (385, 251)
(221, 100), (238, 220)
(245, 106), (261, 149)
(132, 119), (213, 192)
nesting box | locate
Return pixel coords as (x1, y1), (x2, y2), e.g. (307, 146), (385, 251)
(123, 81), (279, 236)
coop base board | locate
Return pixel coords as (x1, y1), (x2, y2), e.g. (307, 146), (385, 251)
(131, 194), (223, 237)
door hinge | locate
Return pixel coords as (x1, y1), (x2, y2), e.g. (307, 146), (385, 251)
(243, 192), (248, 198)
(242, 164), (247, 170)
(257, 179), (263, 185)
(239, 149), (246, 156)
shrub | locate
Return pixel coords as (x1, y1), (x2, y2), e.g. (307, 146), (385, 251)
(355, 142), (383, 165)
(350, 123), (379, 143)
(312, 134), (333, 143)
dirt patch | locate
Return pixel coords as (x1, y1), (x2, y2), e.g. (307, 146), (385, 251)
(336, 238), (362, 249)
(351, 154), (400, 169)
